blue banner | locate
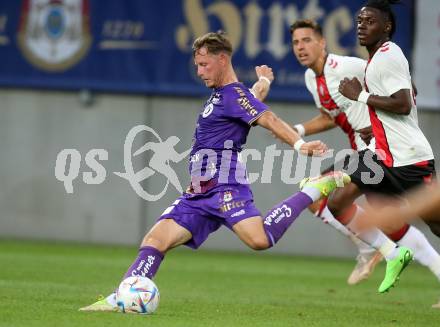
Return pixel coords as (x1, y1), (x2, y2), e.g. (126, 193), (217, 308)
(0, 0), (414, 102)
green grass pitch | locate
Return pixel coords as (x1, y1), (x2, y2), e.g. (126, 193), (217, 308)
(0, 239), (439, 327)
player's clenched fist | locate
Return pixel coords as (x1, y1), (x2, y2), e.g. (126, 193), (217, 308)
(339, 77), (363, 101)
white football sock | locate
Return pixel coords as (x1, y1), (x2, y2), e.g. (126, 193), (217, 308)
(319, 205), (377, 255)
(318, 206), (375, 254)
(350, 227), (398, 261)
(350, 205), (381, 255)
(356, 237), (377, 255)
(319, 206), (353, 237)
(398, 226), (440, 280)
(301, 187), (321, 202)
(345, 206), (399, 261)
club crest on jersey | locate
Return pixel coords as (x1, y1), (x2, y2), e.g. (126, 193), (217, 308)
(17, 0), (92, 72)
(211, 92), (222, 105)
(223, 191), (233, 202)
(202, 103), (214, 118)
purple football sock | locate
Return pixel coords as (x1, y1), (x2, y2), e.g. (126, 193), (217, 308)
(263, 192), (313, 247)
(123, 246), (164, 279)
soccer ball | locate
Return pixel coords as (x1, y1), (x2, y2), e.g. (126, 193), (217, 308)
(116, 276), (160, 314)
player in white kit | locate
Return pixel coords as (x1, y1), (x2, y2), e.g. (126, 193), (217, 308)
(321, 0), (440, 303)
(290, 20), (380, 285)
(290, 18), (440, 292)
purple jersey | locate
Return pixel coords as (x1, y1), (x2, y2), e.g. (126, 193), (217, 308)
(189, 82), (268, 189)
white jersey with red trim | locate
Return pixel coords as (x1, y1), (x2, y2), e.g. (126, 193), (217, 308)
(305, 53), (372, 151)
(365, 41), (434, 167)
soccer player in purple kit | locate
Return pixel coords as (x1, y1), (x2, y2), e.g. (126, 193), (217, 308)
(80, 31), (350, 312)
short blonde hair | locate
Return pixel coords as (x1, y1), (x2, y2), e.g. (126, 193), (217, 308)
(192, 31), (232, 57)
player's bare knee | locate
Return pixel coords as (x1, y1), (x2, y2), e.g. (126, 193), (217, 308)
(141, 234), (169, 253)
(247, 236), (270, 250)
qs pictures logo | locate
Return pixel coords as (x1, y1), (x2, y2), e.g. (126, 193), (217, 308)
(54, 125), (190, 201)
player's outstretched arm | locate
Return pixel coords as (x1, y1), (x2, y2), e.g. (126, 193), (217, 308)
(250, 65), (274, 102)
(338, 77), (412, 115)
(255, 111), (327, 156)
(293, 109), (336, 137)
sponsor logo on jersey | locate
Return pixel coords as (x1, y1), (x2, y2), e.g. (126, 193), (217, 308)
(220, 200), (245, 213)
(231, 209), (245, 218)
(237, 96), (258, 117)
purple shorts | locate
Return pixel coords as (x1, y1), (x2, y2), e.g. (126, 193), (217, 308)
(158, 184), (261, 249)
